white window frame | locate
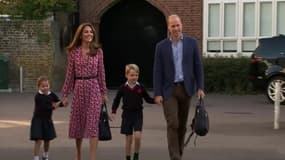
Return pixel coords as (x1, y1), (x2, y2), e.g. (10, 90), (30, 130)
(203, 0), (285, 57)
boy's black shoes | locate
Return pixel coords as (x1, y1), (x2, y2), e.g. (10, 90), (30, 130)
(42, 157), (48, 160)
(133, 152), (139, 160)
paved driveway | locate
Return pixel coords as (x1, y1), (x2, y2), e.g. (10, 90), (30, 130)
(0, 92), (285, 160)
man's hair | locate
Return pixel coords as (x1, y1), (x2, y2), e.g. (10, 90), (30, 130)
(125, 64), (140, 74)
(167, 14), (182, 24)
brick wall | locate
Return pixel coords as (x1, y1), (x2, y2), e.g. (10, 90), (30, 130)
(0, 0), (203, 92)
(0, 20), (54, 92)
(79, 0), (203, 51)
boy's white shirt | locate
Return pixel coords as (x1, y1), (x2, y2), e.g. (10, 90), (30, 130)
(125, 81), (140, 86)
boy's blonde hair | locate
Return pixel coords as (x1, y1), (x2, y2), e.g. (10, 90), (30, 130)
(37, 76), (49, 87)
(125, 64), (140, 75)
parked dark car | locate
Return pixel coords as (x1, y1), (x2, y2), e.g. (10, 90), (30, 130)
(249, 34), (285, 104)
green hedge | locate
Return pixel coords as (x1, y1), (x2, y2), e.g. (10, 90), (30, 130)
(203, 57), (258, 94)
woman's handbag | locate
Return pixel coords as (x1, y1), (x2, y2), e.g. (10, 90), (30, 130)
(99, 103), (112, 141)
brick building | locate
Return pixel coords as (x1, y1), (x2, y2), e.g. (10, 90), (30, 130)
(0, 20), (56, 92)
(78, 0), (203, 87)
(0, 0), (203, 91)
(79, 0), (203, 47)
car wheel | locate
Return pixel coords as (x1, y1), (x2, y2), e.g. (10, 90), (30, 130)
(266, 76), (285, 105)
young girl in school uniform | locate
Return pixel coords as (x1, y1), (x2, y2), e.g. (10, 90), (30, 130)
(30, 76), (65, 160)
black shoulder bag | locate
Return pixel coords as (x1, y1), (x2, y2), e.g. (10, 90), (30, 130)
(184, 98), (209, 146)
(99, 103), (112, 141)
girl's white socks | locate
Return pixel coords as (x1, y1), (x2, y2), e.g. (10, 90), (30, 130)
(33, 156), (39, 160)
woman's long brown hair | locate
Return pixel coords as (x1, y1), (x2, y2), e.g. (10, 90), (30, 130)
(66, 23), (101, 56)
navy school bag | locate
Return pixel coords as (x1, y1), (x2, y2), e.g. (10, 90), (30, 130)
(184, 98), (209, 146)
(99, 103), (112, 141)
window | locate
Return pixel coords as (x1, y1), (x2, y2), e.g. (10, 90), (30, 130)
(204, 0), (285, 56)
(208, 4), (220, 37)
(260, 2), (272, 36)
(277, 1), (285, 35)
(223, 41), (237, 52)
(243, 3), (255, 37)
(224, 3), (236, 37)
(242, 40), (256, 52)
(207, 41), (220, 52)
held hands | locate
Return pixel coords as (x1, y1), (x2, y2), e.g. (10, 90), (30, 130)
(61, 96), (69, 107)
(52, 101), (64, 110)
(109, 113), (116, 121)
(154, 96), (163, 105)
(52, 102), (59, 110)
(102, 95), (109, 103)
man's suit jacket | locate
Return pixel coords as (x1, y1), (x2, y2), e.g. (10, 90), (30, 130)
(153, 36), (204, 100)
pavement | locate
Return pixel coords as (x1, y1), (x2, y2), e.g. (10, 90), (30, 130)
(1, 91), (285, 160)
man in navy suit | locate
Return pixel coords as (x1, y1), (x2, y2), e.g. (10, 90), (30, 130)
(153, 14), (205, 160)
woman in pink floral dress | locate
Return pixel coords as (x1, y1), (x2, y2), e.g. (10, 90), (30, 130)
(61, 23), (108, 160)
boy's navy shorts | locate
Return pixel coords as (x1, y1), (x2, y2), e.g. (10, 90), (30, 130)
(120, 110), (143, 135)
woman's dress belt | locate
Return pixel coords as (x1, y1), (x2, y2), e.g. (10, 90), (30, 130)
(75, 76), (97, 80)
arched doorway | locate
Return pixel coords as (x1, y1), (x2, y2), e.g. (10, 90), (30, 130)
(99, 0), (167, 88)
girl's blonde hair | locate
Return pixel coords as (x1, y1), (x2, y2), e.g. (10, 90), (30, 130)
(66, 23), (100, 56)
(125, 64), (140, 75)
(37, 76), (49, 87)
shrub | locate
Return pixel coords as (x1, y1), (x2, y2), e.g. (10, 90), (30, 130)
(203, 57), (258, 94)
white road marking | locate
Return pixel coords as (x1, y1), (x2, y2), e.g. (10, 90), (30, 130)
(0, 120), (67, 128)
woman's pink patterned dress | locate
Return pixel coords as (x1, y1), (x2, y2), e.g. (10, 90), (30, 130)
(62, 47), (107, 138)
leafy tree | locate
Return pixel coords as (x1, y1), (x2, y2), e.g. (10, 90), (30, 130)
(0, 0), (76, 19)
(0, 0), (19, 15)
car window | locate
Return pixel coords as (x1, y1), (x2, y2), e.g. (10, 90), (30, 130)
(254, 35), (285, 58)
